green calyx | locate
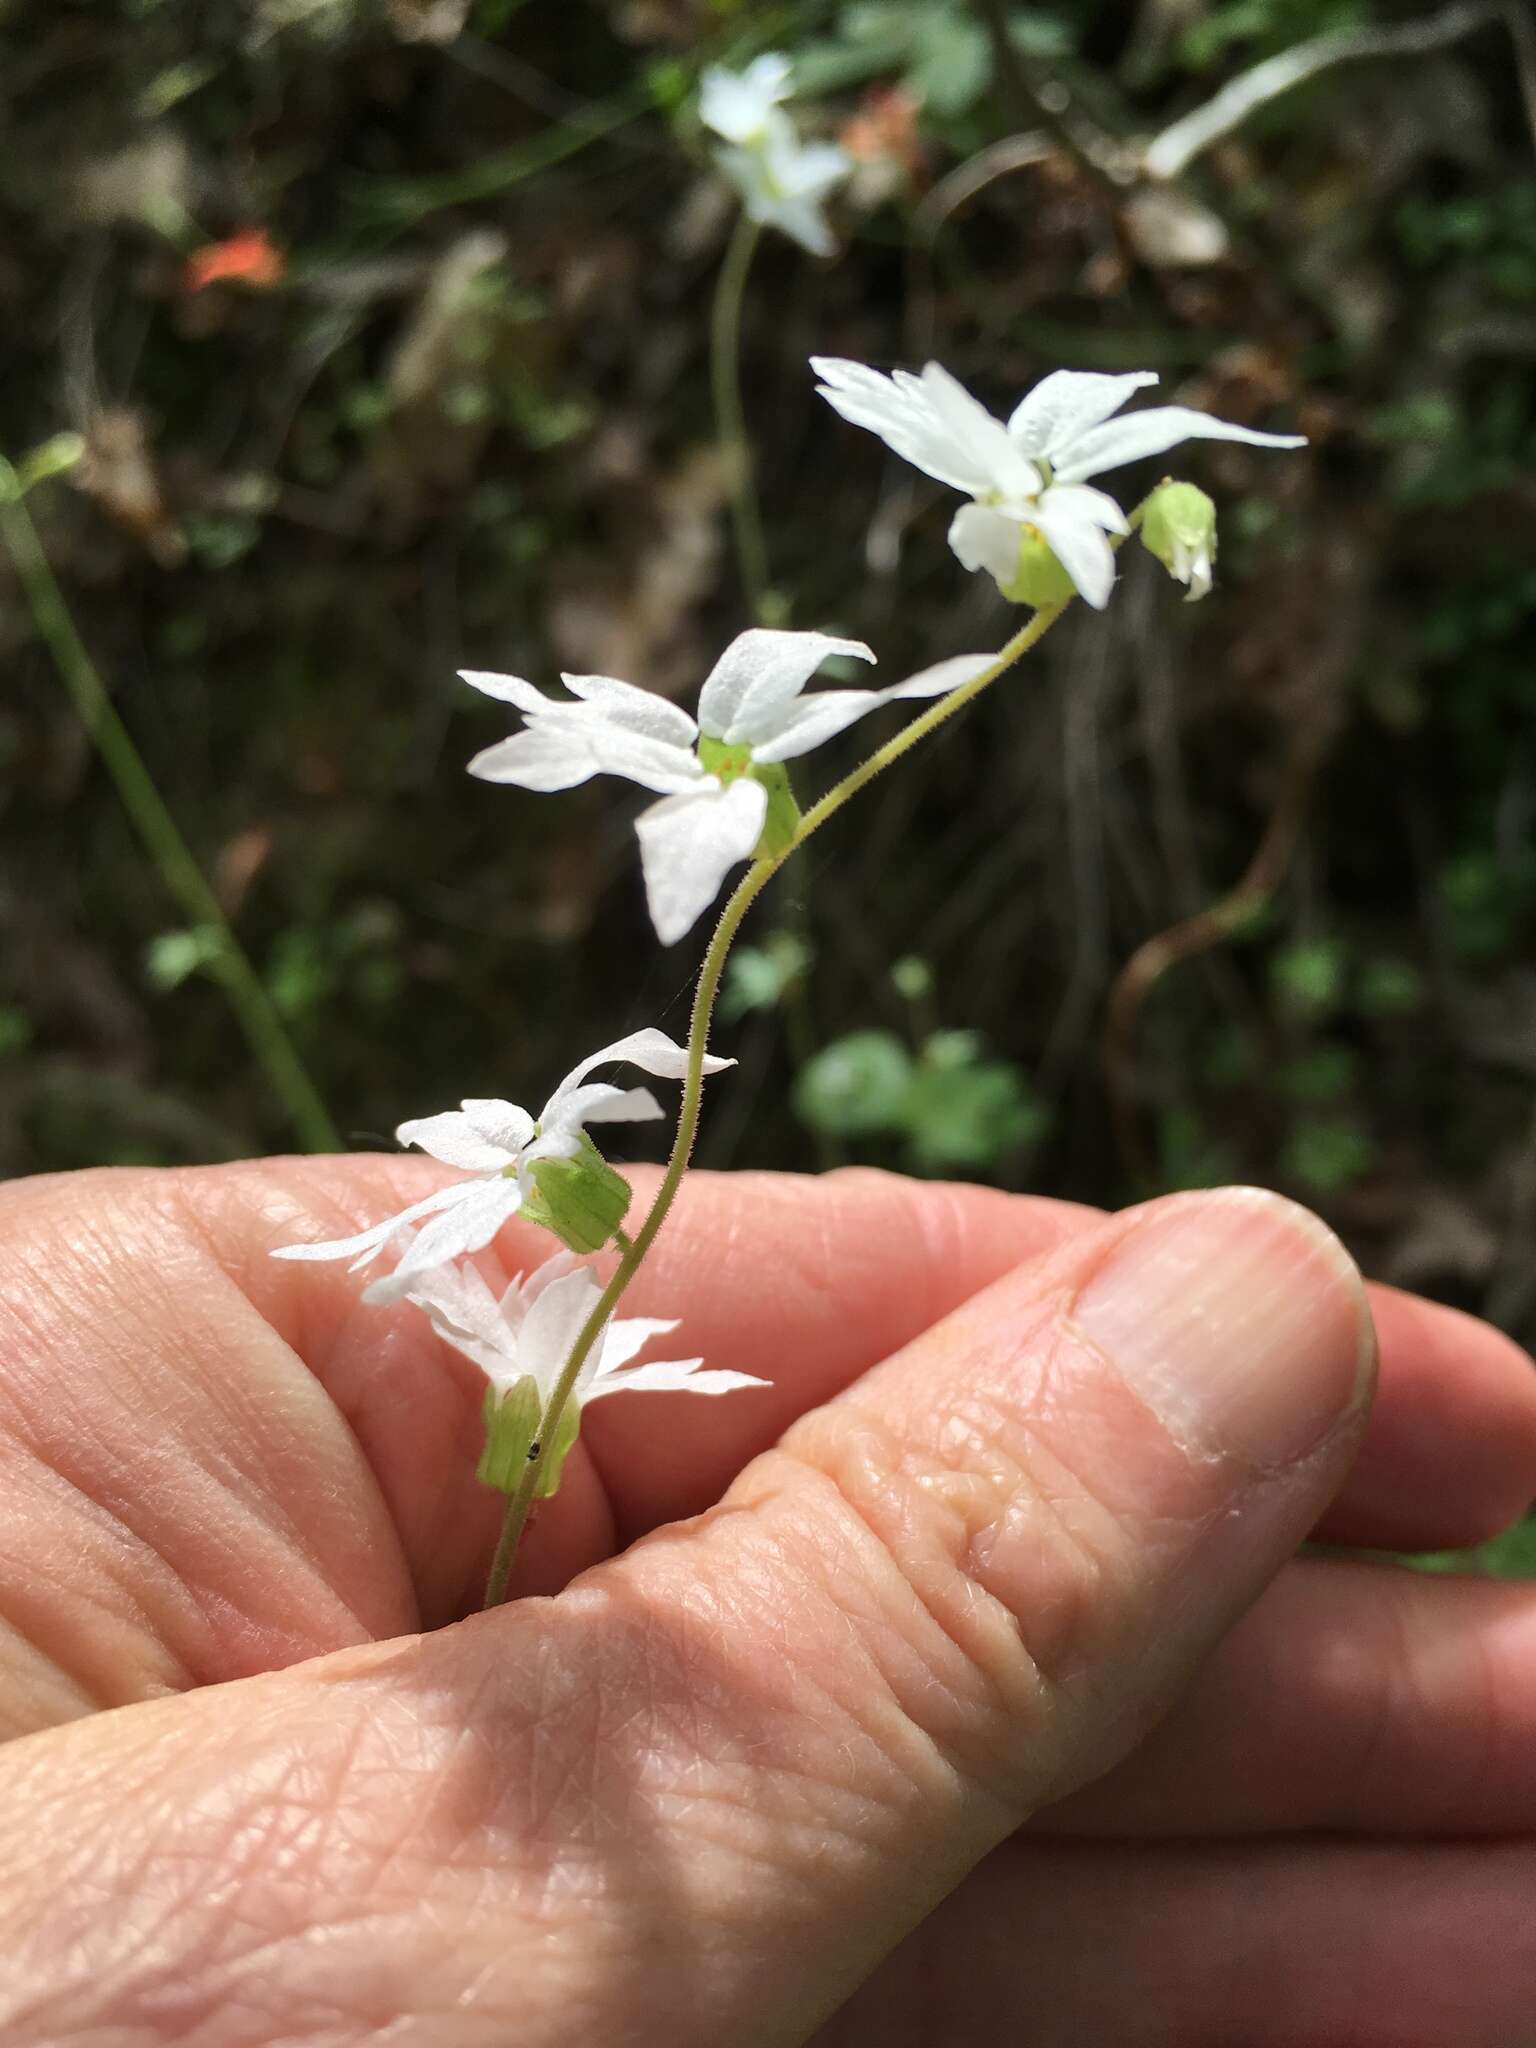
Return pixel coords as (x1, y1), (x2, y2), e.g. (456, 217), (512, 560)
(477, 1374), (541, 1492)
(1140, 480), (1216, 591)
(519, 1132), (633, 1254)
(697, 736), (802, 861)
(477, 1376), (584, 1499)
(1000, 527), (1079, 610)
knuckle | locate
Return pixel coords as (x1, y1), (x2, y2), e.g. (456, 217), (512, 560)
(763, 1392), (1132, 1803)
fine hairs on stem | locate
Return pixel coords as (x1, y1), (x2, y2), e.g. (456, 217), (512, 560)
(0, 472), (340, 1155)
(481, 593), (1071, 1606)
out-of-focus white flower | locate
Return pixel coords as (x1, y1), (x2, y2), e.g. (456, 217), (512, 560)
(699, 53), (793, 146)
(404, 1251), (768, 1495)
(464, 631), (990, 944)
(270, 1029), (730, 1292)
(811, 357), (1304, 609)
(1139, 479), (1218, 601)
(700, 54), (850, 256)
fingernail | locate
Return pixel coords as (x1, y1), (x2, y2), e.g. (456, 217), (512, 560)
(1069, 1187), (1373, 1468)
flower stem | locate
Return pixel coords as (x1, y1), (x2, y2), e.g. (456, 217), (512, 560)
(480, 596), (1075, 1607)
(481, 498), (1169, 1605)
(0, 479), (340, 1154)
(710, 213), (771, 621)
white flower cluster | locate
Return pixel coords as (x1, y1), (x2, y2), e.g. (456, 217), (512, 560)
(272, 68), (1307, 1510)
(274, 1028), (765, 1444)
(699, 53), (851, 256)
(812, 359), (1302, 608)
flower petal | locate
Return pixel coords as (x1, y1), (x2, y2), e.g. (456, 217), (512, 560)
(883, 651), (997, 699)
(810, 355), (998, 498)
(269, 1179), (472, 1268)
(916, 363), (1042, 503)
(387, 1258), (514, 1380)
(545, 1082), (665, 1132)
(1032, 495), (1119, 609)
(947, 502), (1024, 585)
(699, 54), (792, 144)
(697, 629), (875, 746)
(635, 777), (769, 945)
(755, 190), (837, 257)
(749, 654), (992, 764)
(458, 670), (552, 714)
(1053, 405), (1308, 484)
(517, 1264), (607, 1403)
(543, 1026), (734, 1121)
(1006, 370), (1159, 457)
(584, 1358), (771, 1401)
(466, 724), (607, 793)
(597, 1315), (683, 1372)
(560, 673), (699, 749)
(460, 1099), (539, 1154)
(394, 1105), (522, 1171)
(375, 1177), (526, 1297)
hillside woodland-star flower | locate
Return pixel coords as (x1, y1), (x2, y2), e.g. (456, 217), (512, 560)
(810, 357), (1305, 609)
(463, 630), (992, 944)
(270, 1028), (730, 1295)
(403, 1251), (769, 1495)
(404, 1250), (766, 1406)
(700, 53), (851, 256)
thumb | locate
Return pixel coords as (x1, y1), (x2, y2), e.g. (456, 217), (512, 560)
(0, 1189), (1371, 2048)
(601, 1185), (1374, 2027)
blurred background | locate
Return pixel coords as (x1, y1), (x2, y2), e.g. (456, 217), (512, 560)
(2, 0), (1534, 1414)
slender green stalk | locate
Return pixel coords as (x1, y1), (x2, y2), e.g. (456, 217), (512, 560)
(0, 483), (339, 1153)
(710, 213), (771, 621)
(482, 500), (1172, 1604)
(481, 597), (1072, 1606)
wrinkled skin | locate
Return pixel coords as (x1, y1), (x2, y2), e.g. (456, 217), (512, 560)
(1, 1159), (1535, 2046)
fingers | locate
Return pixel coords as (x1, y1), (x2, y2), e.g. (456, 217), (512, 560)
(0, 1155), (1527, 1750)
(1316, 1283), (1536, 1549)
(818, 1837), (1536, 2048)
(0, 1185), (1373, 2048)
(193, 1154), (1536, 1557)
(1042, 1556), (1536, 1838)
(0, 1167), (418, 1739)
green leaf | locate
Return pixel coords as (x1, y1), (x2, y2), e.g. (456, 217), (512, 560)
(794, 1031), (914, 1137)
(904, 1059), (1048, 1172)
(1281, 1119), (1375, 1195)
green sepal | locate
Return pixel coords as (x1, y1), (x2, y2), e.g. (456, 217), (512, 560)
(749, 760), (801, 860)
(533, 1395), (583, 1499)
(519, 1133), (633, 1254)
(477, 1374), (541, 1494)
(1139, 479), (1216, 594)
(1000, 527), (1079, 609)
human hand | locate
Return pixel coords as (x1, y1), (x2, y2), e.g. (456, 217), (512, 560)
(0, 1161), (1533, 2044)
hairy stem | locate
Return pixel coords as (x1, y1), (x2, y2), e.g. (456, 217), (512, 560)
(710, 213), (770, 620)
(481, 596), (1075, 1606)
(0, 482), (340, 1153)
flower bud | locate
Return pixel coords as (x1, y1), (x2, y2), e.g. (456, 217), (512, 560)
(1000, 526), (1080, 610)
(520, 1134), (633, 1254)
(1140, 480), (1216, 602)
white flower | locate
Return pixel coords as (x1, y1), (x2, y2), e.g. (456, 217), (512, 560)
(270, 1028), (730, 1294)
(402, 1250), (768, 1407)
(463, 630), (991, 944)
(699, 53), (793, 145)
(810, 357), (1305, 609)
(700, 54), (850, 256)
